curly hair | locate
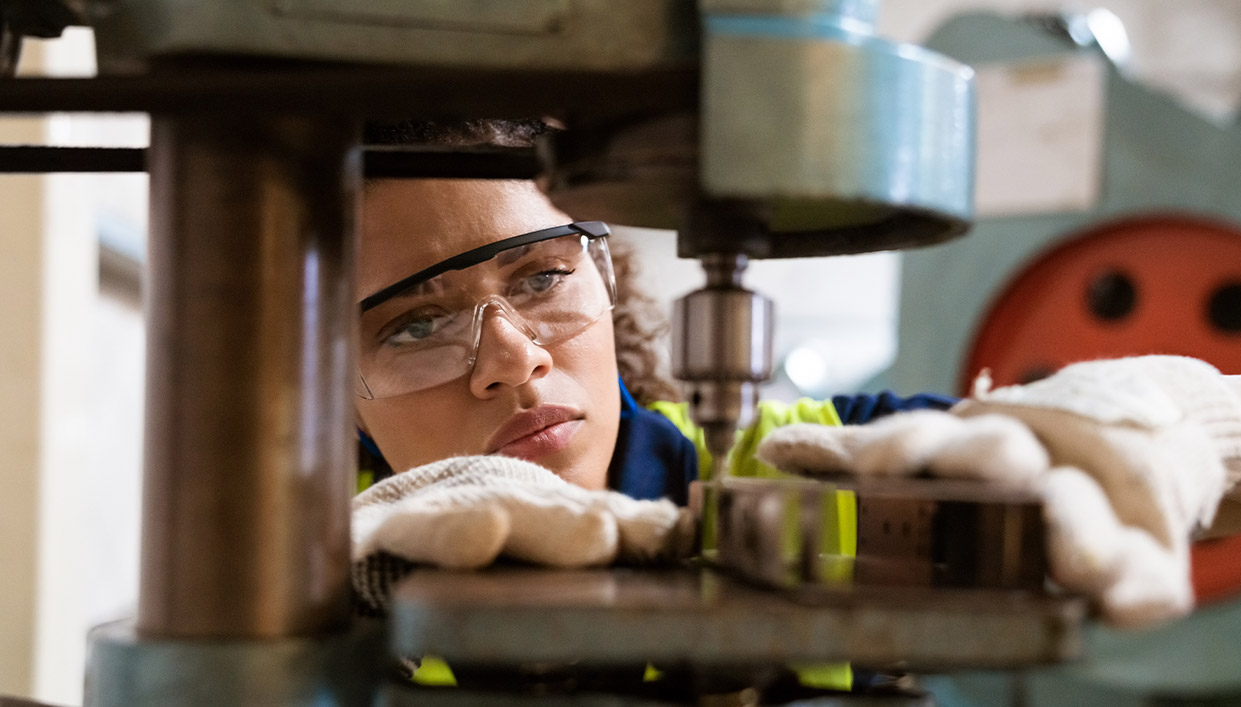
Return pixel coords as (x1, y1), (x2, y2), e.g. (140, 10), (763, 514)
(363, 118), (682, 406)
(607, 239), (681, 405)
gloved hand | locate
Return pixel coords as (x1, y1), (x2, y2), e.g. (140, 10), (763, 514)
(352, 455), (695, 613)
(756, 356), (1241, 628)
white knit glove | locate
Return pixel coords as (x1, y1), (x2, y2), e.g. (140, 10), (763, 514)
(756, 356), (1241, 628)
(351, 455), (695, 612)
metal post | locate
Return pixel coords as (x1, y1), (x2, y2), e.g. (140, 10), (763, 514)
(139, 114), (358, 638)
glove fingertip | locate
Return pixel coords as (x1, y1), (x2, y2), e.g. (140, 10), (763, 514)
(436, 506), (511, 570)
(616, 502), (696, 564)
(756, 423), (858, 473)
(506, 506), (620, 568)
(929, 415), (1049, 484)
(1043, 468), (1124, 593)
(853, 412), (965, 477)
(377, 505), (510, 570)
(1098, 530), (1194, 629)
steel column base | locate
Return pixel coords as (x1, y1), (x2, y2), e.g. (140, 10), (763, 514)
(85, 621), (385, 707)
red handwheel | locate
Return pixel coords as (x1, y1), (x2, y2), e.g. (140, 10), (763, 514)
(962, 213), (1241, 392)
(962, 213), (1241, 601)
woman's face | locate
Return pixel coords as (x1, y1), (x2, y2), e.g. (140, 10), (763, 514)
(355, 179), (620, 489)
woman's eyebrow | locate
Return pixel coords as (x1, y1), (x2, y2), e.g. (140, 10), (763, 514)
(380, 276), (447, 303)
(496, 244), (534, 267)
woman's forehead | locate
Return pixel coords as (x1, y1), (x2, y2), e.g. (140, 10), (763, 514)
(357, 179), (571, 302)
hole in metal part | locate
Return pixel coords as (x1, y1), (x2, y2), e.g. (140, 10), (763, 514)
(1207, 282), (1241, 334)
(1086, 269), (1137, 321)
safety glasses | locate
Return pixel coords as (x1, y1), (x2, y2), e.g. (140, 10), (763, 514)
(356, 221), (615, 399)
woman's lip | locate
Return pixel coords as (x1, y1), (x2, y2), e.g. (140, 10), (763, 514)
(495, 419), (583, 461)
(486, 404), (584, 454)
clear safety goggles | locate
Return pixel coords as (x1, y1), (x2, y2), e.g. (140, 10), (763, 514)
(356, 221), (615, 399)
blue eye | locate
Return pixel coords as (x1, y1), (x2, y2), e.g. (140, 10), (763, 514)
(401, 318), (436, 339)
(386, 312), (452, 346)
(521, 268), (574, 295)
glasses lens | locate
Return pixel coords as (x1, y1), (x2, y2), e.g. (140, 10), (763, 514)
(357, 232), (615, 398)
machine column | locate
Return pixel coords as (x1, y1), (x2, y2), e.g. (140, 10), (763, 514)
(139, 114), (358, 638)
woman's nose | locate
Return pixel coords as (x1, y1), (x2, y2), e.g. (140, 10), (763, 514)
(468, 308), (553, 397)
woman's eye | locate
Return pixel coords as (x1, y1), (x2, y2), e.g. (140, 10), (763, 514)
(518, 268), (574, 295)
(385, 313), (448, 345)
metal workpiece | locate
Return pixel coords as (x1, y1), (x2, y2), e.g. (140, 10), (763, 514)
(84, 620), (385, 707)
(89, 0), (698, 74)
(708, 477), (1048, 593)
(139, 115), (358, 639)
(388, 568), (1085, 671)
(700, 0), (975, 255)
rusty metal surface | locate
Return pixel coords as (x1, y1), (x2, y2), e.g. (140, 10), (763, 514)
(390, 568), (1085, 672)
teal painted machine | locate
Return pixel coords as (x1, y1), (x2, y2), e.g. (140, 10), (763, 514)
(5, 3), (1238, 706)
(889, 11), (1241, 396)
(886, 12), (1241, 706)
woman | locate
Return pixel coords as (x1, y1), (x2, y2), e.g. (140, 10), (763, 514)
(350, 119), (1241, 639)
(350, 119), (883, 691)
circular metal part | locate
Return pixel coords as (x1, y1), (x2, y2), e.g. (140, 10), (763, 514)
(543, 113), (698, 231)
(671, 254), (773, 454)
(85, 621), (384, 707)
(140, 115), (358, 638)
(963, 214), (1241, 392)
(671, 259), (774, 386)
(700, 7), (975, 256)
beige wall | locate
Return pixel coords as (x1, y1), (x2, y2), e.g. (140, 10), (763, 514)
(881, 0), (1241, 119)
(0, 31), (143, 705)
(0, 118), (47, 700)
